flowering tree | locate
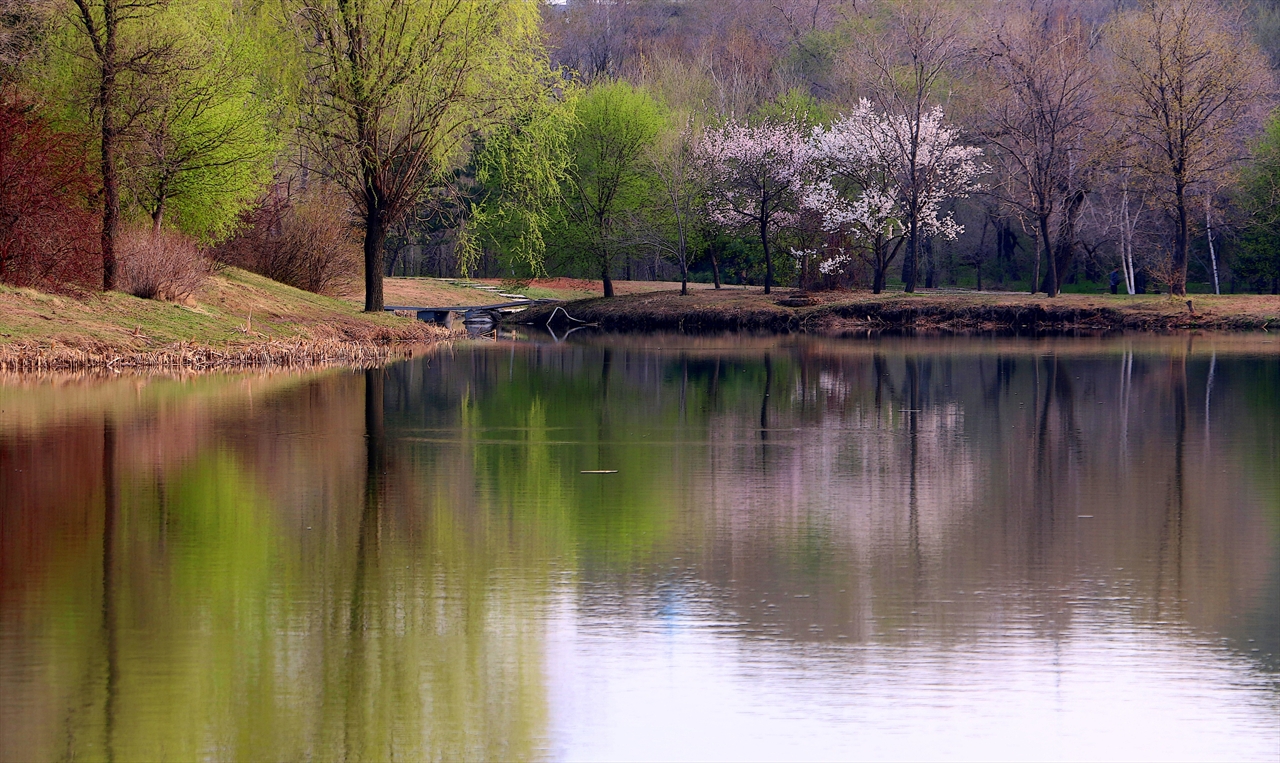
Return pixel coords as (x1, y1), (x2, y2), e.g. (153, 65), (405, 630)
(697, 119), (812, 294)
(805, 100), (984, 293)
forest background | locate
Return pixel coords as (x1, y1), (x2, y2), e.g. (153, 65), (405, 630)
(4, 0), (1280, 312)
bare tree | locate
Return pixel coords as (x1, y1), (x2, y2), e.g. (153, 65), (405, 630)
(1106, 0), (1270, 296)
(296, 0), (551, 311)
(0, 0), (55, 82)
(979, 2), (1100, 297)
(644, 118), (702, 295)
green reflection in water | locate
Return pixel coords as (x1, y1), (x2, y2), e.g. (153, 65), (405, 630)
(1, 335), (1277, 762)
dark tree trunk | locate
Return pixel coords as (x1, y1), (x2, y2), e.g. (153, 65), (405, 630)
(923, 239), (935, 289)
(711, 248), (721, 289)
(602, 260), (614, 297)
(99, 18), (119, 291)
(1039, 214), (1057, 297)
(761, 216), (772, 295)
(363, 206), (387, 312)
(1173, 182), (1188, 296)
(904, 220), (918, 293)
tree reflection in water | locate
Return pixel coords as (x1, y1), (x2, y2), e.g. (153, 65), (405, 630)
(0, 335), (1276, 761)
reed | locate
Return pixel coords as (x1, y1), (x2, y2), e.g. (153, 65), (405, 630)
(0, 336), (443, 372)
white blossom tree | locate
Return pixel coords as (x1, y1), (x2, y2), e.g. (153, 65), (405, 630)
(805, 100), (984, 293)
(696, 119), (813, 294)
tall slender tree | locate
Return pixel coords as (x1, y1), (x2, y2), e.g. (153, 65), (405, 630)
(67, 0), (172, 289)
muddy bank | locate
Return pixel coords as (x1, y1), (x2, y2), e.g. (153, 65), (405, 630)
(513, 289), (1280, 335)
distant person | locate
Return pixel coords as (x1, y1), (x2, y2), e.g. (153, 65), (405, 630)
(1109, 268), (1121, 294)
(1135, 270), (1148, 294)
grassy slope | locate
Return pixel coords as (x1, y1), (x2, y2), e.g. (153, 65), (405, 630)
(514, 287), (1280, 333)
(0, 268), (443, 356)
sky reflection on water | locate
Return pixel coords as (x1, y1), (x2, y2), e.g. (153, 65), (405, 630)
(0, 334), (1277, 761)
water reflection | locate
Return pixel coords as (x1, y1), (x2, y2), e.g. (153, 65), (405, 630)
(0, 335), (1277, 761)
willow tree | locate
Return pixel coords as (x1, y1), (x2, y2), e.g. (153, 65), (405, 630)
(124, 4), (278, 242)
(295, 0), (552, 311)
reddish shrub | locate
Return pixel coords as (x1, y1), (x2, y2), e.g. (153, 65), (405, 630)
(212, 185), (360, 296)
(117, 227), (209, 301)
(0, 98), (100, 291)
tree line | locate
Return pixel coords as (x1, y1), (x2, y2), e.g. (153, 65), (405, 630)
(3, 0), (1280, 308)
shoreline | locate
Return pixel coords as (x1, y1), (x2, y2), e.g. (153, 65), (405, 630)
(513, 289), (1280, 335)
(0, 336), (440, 373)
(0, 268), (450, 372)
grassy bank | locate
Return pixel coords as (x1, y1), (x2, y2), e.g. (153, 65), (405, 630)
(513, 288), (1280, 334)
(0, 268), (447, 371)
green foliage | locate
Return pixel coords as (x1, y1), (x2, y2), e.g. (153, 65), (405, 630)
(1237, 109), (1280, 289)
(751, 88), (834, 129)
(463, 83), (580, 277)
(556, 80), (665, 282)
(124, 0), (280, 242)
(783, 29), (846, 89)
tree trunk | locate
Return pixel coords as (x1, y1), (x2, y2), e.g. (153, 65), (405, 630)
(151, 204), (164, 234)
(904, 220), (918, 293)
(1206, 199), (1220, 295)
(1172, 182), (1188, 296)
(873, 262), (885, 294)
(761, 216), (772, 295)
(363, 206), (387, 312)
(711, 249), (721, 289)
(680, 256), (688, 296)
(602, 260), (614, 297)
(1039, 214), (1057, 297)
(99, 22), (119, 291)
(1030, 228), (1041, 295)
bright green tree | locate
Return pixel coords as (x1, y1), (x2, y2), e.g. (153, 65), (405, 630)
(122, 1), (278, 242)
(463, 85), (579, 278)
(558, 80), (663, 297)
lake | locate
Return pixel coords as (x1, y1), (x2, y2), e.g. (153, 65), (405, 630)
(1, 334), (1277, 762)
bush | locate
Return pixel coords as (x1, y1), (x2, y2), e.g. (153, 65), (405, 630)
(0, 98), (100, 291)
(117, 228), (209, 301)
(213, 185), (361, 296)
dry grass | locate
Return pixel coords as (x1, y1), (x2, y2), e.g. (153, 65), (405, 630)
(374, 276), (720, 307)
(0, 266), (451, 371)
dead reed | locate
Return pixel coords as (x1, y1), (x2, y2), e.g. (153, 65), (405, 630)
(0, 336), (441, 373)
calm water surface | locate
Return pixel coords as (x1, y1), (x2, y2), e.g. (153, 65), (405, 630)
(1, 334), (1277, 762)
